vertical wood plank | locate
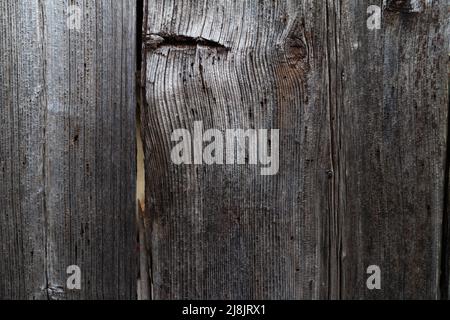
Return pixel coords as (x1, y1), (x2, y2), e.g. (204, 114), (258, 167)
(0, 0), (47, 300)
(0, 0), (137, 299)
(142, 0), (333, 299)
(336, 0), (448, 299)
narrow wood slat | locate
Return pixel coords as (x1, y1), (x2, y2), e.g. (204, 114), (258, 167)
(0, 0), (137, 300)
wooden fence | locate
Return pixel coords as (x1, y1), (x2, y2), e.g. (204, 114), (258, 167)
(1, 0), (449, 300)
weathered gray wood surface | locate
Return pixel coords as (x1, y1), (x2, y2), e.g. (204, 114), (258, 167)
(337, 0), (448, 300)
(142, 0), (449, 299)
(0, 0), (448, 301)
(0, 0), (137, 299)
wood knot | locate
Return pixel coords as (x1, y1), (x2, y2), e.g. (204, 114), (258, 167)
(285, 35), (308, 65)
(280, 18), (310, 75)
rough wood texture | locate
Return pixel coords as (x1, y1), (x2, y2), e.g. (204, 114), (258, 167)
(0, 0), (137, 299)
(141, 0), (449, 299)
(337, 0), (448, 300)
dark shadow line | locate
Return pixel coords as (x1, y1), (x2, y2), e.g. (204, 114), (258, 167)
(440, 68), (450, 300)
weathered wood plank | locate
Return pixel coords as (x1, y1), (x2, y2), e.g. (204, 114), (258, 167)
(0, 0), (137, 299)
(336, 0), (448, 299)
(142, 0), (333, 300)
(142, 0), (449, 299)
(0, 0), (47, 300)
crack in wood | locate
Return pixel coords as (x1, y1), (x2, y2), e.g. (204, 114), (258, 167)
(144, 33), (230, 52)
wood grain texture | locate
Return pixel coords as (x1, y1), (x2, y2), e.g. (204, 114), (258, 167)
(142, 0), (338, 300)
(337, 0), (448, 299)
(141, 0), (449, 299)
(0, 0), (137, 300)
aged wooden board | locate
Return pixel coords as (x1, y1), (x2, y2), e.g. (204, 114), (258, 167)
(141, 0), (449, 299)
(336, 0), (448, 300)
(142, 0), (338, 300)
(0, 0), (137, 299)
